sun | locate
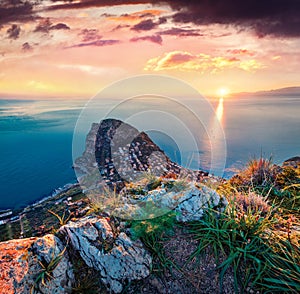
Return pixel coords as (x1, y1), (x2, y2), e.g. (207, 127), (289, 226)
(217, 87), (230, 98)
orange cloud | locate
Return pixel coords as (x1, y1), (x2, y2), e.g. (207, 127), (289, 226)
(144, 51), (265, 73)
(108, 9), (166, 22)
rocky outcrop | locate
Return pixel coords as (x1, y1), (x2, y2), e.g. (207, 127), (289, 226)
(0, 235), (73, 294)
(59, 216), (152, 293)
(74, 119), (208, 195)
(112, 179), (227, 221)
(283, 156), (300, 168)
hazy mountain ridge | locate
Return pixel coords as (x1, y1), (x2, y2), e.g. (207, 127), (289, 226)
(233, 86), (300, 98)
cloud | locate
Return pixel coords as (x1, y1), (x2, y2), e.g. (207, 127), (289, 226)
(43, 0), (300, 38)
(131, 17), (167, 31)
(79, 29), (102, 42)
(7, 24), (21, 39)
(227, 49), (255, 56)
(22, 42), (33, 52)
(46, 0), (152, 11)
(0, 0), (35, 26)
(34, 18), (70, 33)
(131, 19), (157, 31)
(130, 35), (162, 44)
(107, 9), (165, 22)
(111, 24), (131, 31)
(159, 27), (202, 37)
(65, 39), (120, 49)
(144, 50), (265, 73)
(50, 23), (70, 30)
(2, 1), (299, 39)
(167, 0), (300, 38)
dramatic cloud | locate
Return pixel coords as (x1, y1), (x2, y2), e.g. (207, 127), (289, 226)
(130, 35), (162, 45)
(0, 0), (34, 26)
(65, 39), (120, 49)
(3, 1), (299, 38)
(6, 24), (21, 39)
(167, 0), (300, 38)
(159, 27), (202, 37)
(144, 50), (265, 73)
(79, 29), (102, 42)
(46, 0), (152, 11)
(34, 18), (70, 34)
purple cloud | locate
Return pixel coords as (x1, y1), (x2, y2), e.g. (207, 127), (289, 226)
(7, 24), (21, 39)
(0, 0), (35, 26)
(130, 35), (162, 44)
(50, 23), (70, 30)
(159, 27), (202, 37)
(65, 39), (120, 49)
(168, 0), (300, 38)
(22, 42), (33, 52)
(131, 19), (157, 31)
(34, 18), (70, 33)
(79, 29), (102, 42)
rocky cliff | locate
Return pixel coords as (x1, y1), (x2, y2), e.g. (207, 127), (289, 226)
(74, 119), (208, 194)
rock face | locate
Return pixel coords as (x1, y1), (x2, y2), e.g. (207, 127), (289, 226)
(59, 216), (152, 293)
(0, 235), (73, 294)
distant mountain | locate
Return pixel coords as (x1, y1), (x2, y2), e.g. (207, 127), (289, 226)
(234, 86), (300, 98)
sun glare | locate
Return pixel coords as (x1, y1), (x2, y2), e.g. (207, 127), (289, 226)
(217, 87), (229, 98)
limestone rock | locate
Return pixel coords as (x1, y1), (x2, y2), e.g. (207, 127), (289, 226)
(118, 181), (227, 222)
(0, 234), (73, 294)
(60, 216), (152, 293)
(174, 184), (226, 222)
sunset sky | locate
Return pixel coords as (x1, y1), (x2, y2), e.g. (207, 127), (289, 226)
(1, 0), (300, 99)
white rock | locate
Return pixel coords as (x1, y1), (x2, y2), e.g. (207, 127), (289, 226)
(60, 216), (152, 293)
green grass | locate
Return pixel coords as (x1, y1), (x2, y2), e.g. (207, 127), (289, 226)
(187, 206), (273, 293)
(186, 188), (300, 293)
(129, 211), (177, 273)
(260, 239), (300, 293)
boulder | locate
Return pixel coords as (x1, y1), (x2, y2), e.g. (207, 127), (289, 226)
(0, 234), (73, 294)
(59, 216), (152, 293)
(174, 184), (226, 222)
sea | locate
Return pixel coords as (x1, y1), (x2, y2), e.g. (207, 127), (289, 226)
(0, 95), (299, 209)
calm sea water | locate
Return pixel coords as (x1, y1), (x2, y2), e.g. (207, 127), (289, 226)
(0, 96), (299, 209)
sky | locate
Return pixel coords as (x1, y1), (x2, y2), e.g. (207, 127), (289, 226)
(1, 0), (300, 99)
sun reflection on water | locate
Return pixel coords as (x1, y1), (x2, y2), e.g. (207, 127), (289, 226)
(216, 97), (224, 122)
